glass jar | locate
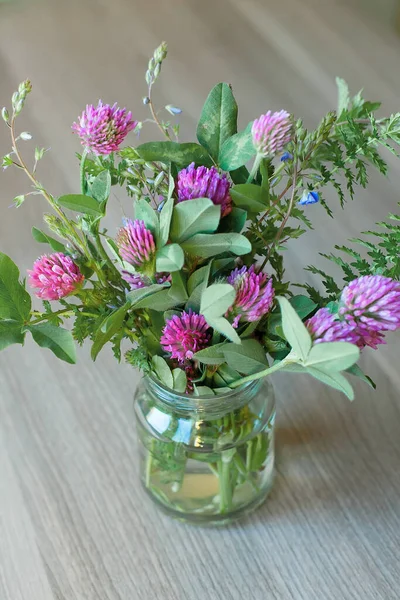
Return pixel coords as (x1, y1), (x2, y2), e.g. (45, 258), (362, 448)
(134, 376), (275, 524)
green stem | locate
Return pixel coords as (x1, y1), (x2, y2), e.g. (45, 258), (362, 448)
(28, 307), (97, 326)
(234, 452), (260, 493)
(246, 440), (253, 472)
(80, 148), (88, 194)
(230, 356), (295, 388)
(247, 153), (262, 184)
(218, 452), (234, 513)
(94, 231), (122, 280)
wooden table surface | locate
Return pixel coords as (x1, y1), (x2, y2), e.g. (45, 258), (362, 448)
(0, 1), (399, 598)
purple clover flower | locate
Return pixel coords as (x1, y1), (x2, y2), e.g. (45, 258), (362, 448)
(176, 162), (232, 217)
(306, 308), (360, 345)
(121, 270), (171, 290)
(116, 219), (156, 269)
(28, 253), (84, 300)
(339, 275), (400, 333)
(227, 265), (275, 328)
(72, 101), (137, 155)
(160, 310), (211, 362)
(121, 271), (149, 289)
(251, 110), (292, 158)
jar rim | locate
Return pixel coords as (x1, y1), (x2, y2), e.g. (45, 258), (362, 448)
(144, 374), (271, 411)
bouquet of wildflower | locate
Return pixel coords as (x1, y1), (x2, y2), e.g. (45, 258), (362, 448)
(1, 42), (400, 404)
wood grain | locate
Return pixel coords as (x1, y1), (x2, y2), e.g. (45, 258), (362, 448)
(0, 1), (399, 598)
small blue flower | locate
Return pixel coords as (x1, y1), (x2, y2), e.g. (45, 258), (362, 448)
(280, 151), (293, 162)
(299, 190), (319, 206)
(165, 105), (182, 115)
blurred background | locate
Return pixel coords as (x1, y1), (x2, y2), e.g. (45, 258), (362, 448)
(1, 2), (400, 599)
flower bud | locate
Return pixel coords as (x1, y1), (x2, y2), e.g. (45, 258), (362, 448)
(165, 105), (182, 115)
(154, 42), (167, 62)
(145, 71), (153, 86)
(143, 96), (150, 105)
(153, 64), (161, 79)
(20, 131), (32, 141)
(2, 154), (13, 170)
(14, 101), (24, 116)
(154, 171), (165, 188)
(13, 195), (25, 207)
(1, 107), (9, 123)
(43, 214), (66, 237)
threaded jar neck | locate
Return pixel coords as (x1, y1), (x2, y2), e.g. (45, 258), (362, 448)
(143, 376), (271, 417)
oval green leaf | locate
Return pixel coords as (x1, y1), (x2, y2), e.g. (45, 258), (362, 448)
(0, 252), (31, 322)
(196, 82), (238, 160)
(29, 323), (77, 364)
(155, 244), (184, 272)
(136, 142), (213, 167)
(57, 194), (104, 217)
(181, 233), (251, 258)
(200, 283), (236, 318)
(277, 296), (312, 362)
(305, 342), (360, 372)
(170, 198), (220, 242)
(219, 121), (255, 171)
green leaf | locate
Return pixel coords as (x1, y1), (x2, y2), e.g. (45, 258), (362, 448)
(134, 276), (187, 312)
(248, 433), (269, 471)
(32, 227), (65, 253)
(219, 207), (247, 233)
(170, 198), (220, 243)
(346, 363), (376, 389)
(277, 296), (312, 361)
(186, 263), (211, 312)
(222, 339), (268, 375)
(172, 368), (187, 393)
(127, 283), (168, 307)
(88, 170), (111, 203)
(230, 166), (250, 184)
(196, 82), (238, 160)
(306, 366), (354, 400)
(289, 295), (317, 319)
(159, 196), (174, 247)
(305, 342), (360, 372)
(105, 238), (123, 264)
(212, 258), (236, 275)
(91, 304), (129, 360)
(200, 283), (235, 318)
(194, 342), (227, 365)
(135, 199), (159, 238)
(215, 363), (242, 385)
(336, 77), (350, 116)
(204, 315), (241, 344)
(136, 142), (213, 167)
(187, 265), (211, 295)
(181, 233), (251, 258)
(219, 121), (255, 171)
(170, 271), (188, 302)
(29, 323), (76, 364)
(57, 194), (104, 217)
(152, 355), (173, 389)
(230, 183), (268, 213)
(193, 385), (216, 397)
(0, 320), (25, 350)
(155, 244), (184, 272)
(134, 289), (176, 311)
(0, 252), (31, 322)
